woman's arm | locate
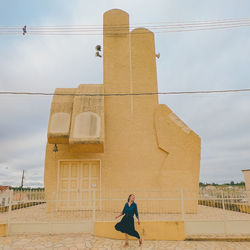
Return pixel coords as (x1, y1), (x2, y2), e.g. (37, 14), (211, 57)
(115, 213), (123, 219)
(135, 203), (140, 224)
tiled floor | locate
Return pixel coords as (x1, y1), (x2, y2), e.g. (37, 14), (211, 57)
(0, 234), (250, 250)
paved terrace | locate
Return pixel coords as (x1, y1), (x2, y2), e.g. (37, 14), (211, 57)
(1, 233), (250, 250)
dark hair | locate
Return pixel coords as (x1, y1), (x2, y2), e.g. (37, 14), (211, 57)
(127, 194), (134, 202)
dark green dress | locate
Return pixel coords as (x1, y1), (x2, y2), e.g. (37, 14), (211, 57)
(114, 202), (140, 239)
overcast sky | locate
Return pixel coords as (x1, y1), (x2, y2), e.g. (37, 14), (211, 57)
(0, 0), (250, 187)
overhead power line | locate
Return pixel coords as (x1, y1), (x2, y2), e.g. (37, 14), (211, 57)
(1, 17), (250, 35)
(0, 88), (250, 97)
(1, 17), (250, 29)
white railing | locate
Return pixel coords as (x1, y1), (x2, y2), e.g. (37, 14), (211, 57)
(1, 188), (250, 235)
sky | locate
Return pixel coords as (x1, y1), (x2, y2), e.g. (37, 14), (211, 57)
(0, 0), (250, 187)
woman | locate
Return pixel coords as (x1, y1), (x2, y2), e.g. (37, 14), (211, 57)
(115, 194), (142, 247)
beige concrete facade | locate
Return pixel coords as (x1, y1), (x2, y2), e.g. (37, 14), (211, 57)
(243, 170), (250, 190)
(44, 9), (201, 213)
(242, 169), (250, 203)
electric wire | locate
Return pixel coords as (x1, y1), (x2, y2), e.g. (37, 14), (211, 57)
(1, 18), (250, 35)
(1, 17), (250, 29)
(1, 25), (249, 35)
(0, 88), (250, 97)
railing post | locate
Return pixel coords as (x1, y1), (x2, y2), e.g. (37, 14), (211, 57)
(7, 189), (13, 235)
(92, 190), (96, 223)
(221, 190), (225, 210)
(49, 192), (55, 234)
(221, 190), (227, 234)
(180, 188), (184, 220)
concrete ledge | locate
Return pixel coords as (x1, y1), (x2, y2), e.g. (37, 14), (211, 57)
(94, 221), (186, 240)
(186, 237), (250, 242)
(0, 224), (7, 237)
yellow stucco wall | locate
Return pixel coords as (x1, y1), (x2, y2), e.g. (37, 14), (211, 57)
(94, 221), (186, 241)
(44, 9), (201, 213)
(0, 224), (7, 237)
(242, 170), (250, 204)
(243, 170), (250, 191)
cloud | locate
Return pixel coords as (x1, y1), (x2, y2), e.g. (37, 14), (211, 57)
(0, 132), (46, 186)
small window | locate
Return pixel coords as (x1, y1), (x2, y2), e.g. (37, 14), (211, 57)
(73, 112), (101, 138)
(49, 112), (70, 133)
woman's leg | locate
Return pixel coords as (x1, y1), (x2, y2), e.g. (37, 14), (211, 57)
(139, 237), (142, 246)
(129, 216), (142, 244)
(134, 231), (142, 245)
(124, 233), (129, 246)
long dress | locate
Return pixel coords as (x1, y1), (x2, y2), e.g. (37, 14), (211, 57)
(114, 201), (140, 239)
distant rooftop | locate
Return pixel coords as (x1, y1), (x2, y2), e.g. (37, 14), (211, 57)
(0, 185), (10, 192)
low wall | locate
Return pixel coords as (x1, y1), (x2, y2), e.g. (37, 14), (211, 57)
(94, 221), (186, 240)
(185, 219), (250, 235)
(199, 201), (250, 214)
(0, 202), (45, 213)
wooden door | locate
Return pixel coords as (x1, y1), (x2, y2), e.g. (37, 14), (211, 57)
(57, 160), (100, 210)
